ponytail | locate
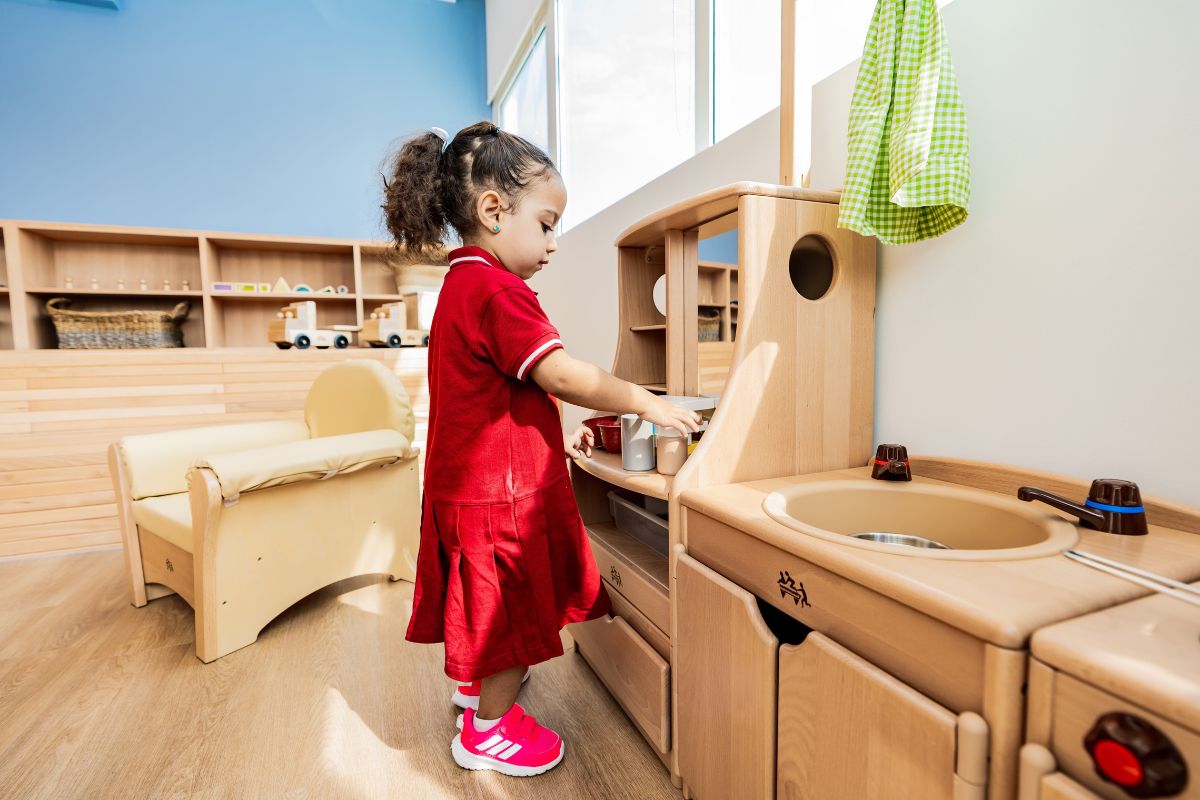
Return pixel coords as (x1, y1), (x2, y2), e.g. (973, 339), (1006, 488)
(382, 130), (448, 254)
(382, 121), (557, 253)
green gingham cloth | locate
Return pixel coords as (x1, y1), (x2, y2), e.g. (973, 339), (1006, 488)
(837, 0), (970, 244)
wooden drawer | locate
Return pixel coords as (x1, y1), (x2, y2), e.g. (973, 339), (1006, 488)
(604, 579), (670, 659)
(571, 613), (670, 754)
(685, 508), (985, 713)
(587, 523), (670, 633)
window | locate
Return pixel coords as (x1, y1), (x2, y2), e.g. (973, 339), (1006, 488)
(713, 0), (781, 142)
(556, 0), (695, 229)
(493, 0), (789, 230)
(498, 29), (550, 155)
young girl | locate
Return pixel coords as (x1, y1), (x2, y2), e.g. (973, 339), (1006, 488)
(383, 121), (699, 778)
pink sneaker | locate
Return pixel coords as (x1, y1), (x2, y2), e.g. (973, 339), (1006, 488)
(451, 667), (530, 710)
(452, 703), (564, 777)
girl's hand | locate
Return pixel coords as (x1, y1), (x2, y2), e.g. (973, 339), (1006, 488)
(639, 397), (702, 438)
(565, 425), (594, 459)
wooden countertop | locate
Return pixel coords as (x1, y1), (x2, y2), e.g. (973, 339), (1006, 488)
(1031, 584), (1200, 731)
(680, 467), (1200, 649)
(615, 182), (842, 247)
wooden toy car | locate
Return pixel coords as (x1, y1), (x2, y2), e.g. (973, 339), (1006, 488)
(268, 301), (353, 349)
(360, 302), (429, 348)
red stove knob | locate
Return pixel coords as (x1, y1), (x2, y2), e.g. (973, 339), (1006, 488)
(1084, 712), (1189, 797)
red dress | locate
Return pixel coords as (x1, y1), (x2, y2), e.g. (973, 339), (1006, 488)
(405, 245), (611, 682)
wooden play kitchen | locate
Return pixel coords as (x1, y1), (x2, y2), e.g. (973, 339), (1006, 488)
(567, 184), (1200, 800)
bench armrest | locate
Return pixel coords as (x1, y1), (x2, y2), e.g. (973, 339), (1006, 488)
(118, 420), (310, 500)
(192, 429), (415, 503)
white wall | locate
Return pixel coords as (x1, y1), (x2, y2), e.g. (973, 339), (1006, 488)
(534, 109), (781, 428)
(485, 0), (542, 99)
(810, 0), (1200, 504)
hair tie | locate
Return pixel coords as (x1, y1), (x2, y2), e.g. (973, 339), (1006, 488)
(430, 126), (450, 153)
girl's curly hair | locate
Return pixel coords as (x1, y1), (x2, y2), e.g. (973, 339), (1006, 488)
(382, 121), (557, 254)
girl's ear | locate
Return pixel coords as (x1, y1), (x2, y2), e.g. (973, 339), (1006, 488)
(476, 189), (504, 231)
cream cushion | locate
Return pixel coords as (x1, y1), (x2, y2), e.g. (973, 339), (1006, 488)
(192, 429), (412, 502)
(131, 493), (194, 552)
(305, 360), (415, 440)
(120, 420), (309, 501)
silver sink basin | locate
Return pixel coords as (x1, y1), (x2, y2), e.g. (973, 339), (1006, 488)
(762, 479), (1078, 560)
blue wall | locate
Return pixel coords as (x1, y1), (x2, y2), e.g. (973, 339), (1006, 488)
(698, 229), (737, 263)
(0, 0), (489, 239)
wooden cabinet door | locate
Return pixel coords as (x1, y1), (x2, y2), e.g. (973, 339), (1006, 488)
(676, 551), (779, 800)
(777, 632), (959, 800)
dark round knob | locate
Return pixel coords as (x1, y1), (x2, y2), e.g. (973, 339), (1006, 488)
(875, 444), (909, 462)
(1089, 479), (1144, 508)
(1084, 712), (1188, 797)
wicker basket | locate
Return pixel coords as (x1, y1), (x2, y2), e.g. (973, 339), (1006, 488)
(46, 297), (190, 349)
(698, 308), (722, 342)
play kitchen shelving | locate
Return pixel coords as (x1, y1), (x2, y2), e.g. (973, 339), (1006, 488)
(0, 219), (444, 349)
(568, 183), (877, 785)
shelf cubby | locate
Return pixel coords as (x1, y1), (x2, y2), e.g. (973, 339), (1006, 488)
(207, 237), (353, 293)
(19, 227), (202, 296)
(28, 293), (207, 349)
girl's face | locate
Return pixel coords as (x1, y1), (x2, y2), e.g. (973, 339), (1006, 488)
(474, 172), (567, 280)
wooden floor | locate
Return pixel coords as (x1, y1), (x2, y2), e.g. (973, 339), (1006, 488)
(0, 549), (680, 800)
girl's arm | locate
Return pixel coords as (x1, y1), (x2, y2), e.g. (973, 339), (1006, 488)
(530, 349), (700, 436)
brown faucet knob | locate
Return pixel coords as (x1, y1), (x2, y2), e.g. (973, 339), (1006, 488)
(872, 444), (912, 481)
(1086, 479), (1149, 535)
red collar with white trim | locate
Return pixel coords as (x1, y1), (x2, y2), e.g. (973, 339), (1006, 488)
(447, 245), (505, 272)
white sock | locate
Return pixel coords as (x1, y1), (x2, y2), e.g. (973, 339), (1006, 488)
(473, 712), (504, 732)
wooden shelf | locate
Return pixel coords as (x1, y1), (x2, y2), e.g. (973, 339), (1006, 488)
(212, 291), (356, 302)
(586, 522), (669, 595)
(25, 287), (203, 298)
(631, 324), (666, 332)
(699, 260), (737, 272)
(641, 383), (668, 393)
(574, 450), (673, 500)
(0, 219), (449, 349)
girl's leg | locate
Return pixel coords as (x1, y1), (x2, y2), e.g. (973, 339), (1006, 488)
(477, 665), (527, 720)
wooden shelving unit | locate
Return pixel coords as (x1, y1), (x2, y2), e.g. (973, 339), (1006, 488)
(0, 220), (446, 350)
(568, 182), (877, 784)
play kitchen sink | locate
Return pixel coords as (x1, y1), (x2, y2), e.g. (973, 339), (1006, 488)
(762, 478), (1079, 560)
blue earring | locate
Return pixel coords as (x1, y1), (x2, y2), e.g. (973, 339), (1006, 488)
(492, 225), (501, 233)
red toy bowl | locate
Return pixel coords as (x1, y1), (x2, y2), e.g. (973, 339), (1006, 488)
(583, 415), (619, 449)
(597, 422), (623, 454)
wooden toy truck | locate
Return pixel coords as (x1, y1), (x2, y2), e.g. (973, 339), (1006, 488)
(268, 301), (353, 349)
(360, 301), (429, 348)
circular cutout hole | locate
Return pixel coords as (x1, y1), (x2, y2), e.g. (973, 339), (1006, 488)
(788, 236), (835, 301)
